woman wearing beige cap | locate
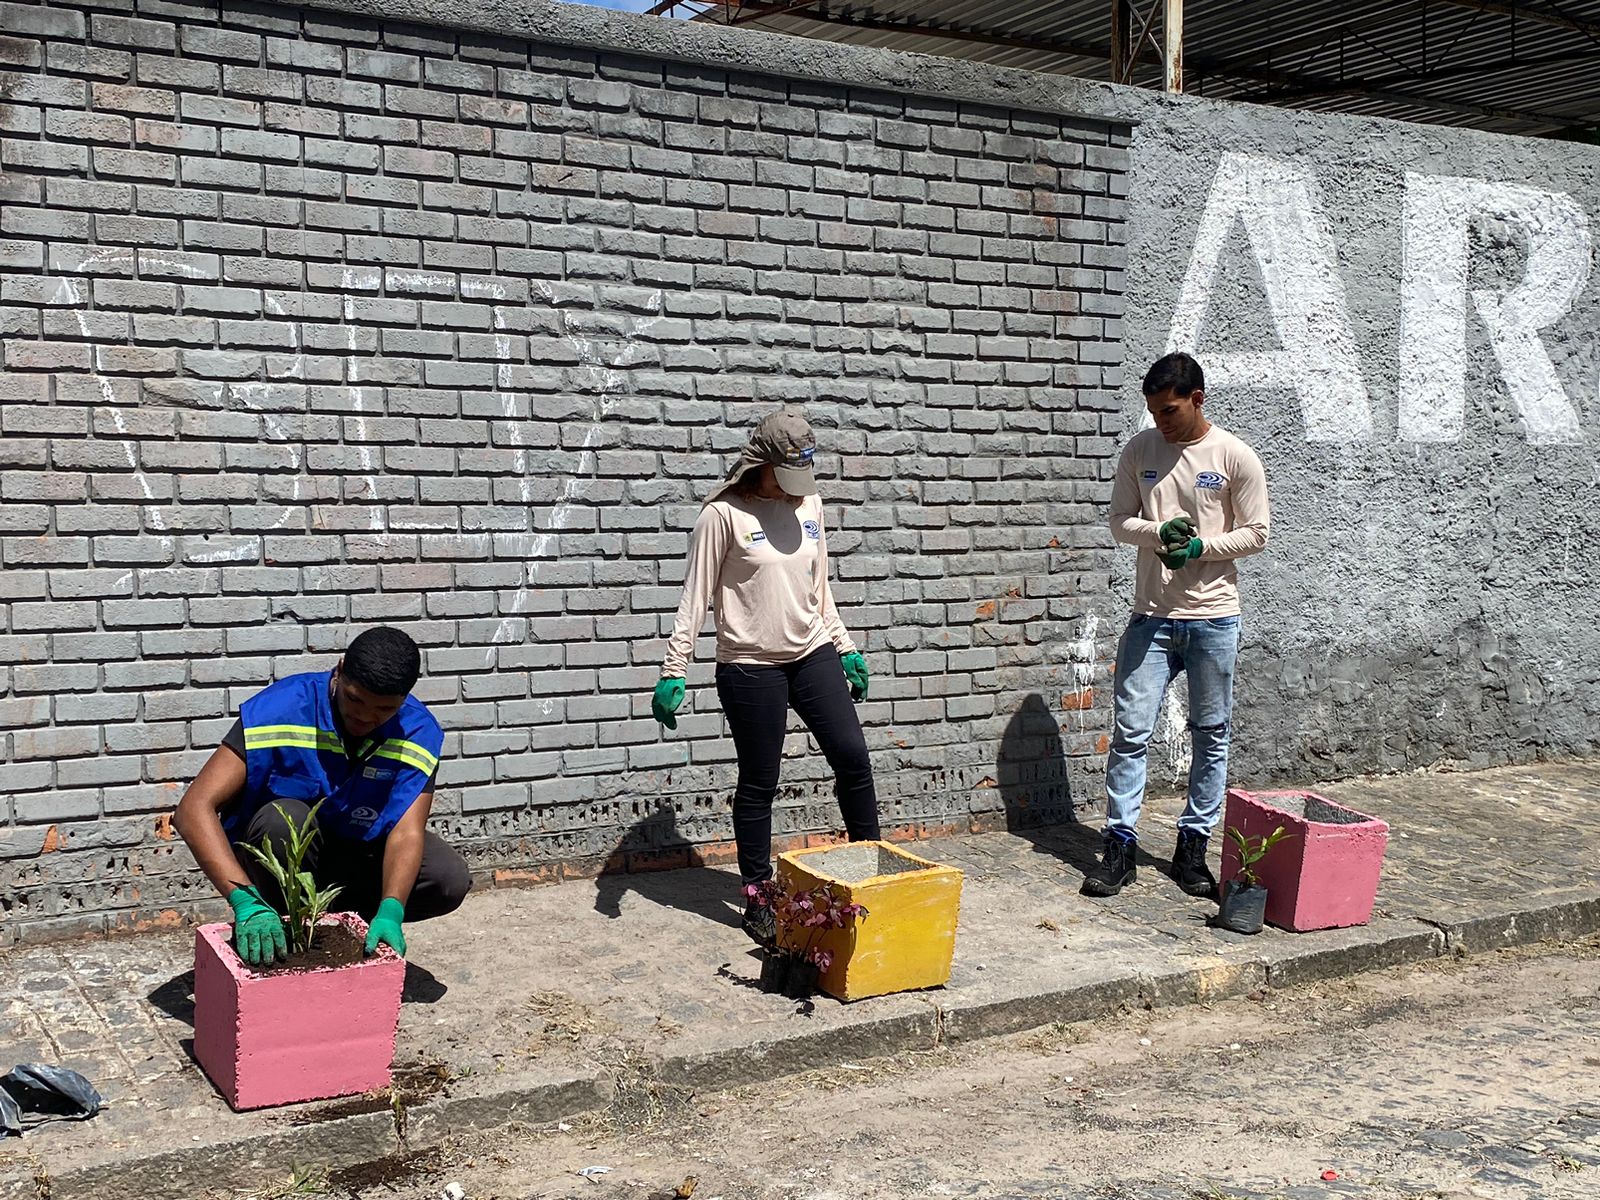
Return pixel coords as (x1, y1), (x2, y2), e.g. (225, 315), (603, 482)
(652, 408), (880, 945)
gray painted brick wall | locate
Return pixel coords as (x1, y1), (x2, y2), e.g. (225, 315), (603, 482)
(0, 0), (1127, 940)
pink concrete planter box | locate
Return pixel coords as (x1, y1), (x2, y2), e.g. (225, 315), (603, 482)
(193, 913), (404, 1111)
(1220, 789), (1389, 932)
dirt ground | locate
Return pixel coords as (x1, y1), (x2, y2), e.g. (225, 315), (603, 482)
(246, 937), (1600, 1200)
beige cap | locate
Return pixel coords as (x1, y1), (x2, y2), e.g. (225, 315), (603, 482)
(742, 407), (819, 496)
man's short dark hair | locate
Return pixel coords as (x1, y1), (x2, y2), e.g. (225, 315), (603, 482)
(1142, 352), (1204, 397)
(343, 627), (421, 696)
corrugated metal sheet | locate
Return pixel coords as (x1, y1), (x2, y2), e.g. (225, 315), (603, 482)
(672, 1), (1600, 137)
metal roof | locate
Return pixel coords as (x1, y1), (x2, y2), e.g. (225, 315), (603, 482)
(654, 1), (1600, 139)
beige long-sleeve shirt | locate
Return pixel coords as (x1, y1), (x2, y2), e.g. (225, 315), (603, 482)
(660, 492), (855, 676)
(1110, 423), (1270, 619)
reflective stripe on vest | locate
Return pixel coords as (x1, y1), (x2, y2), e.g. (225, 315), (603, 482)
(228, 671), (443, 843)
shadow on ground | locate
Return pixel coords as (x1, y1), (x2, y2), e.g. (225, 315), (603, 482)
(147, 970), (194, 1026)
(593, 799), (741, 931)
(998, 693), (1167, 883)
(145, 959), (448, 1028)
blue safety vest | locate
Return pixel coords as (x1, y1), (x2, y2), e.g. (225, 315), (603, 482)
(224, 670), (443, 843)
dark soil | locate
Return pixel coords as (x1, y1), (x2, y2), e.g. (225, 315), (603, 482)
(391, 1060), (454, 1102)
(286, 1091), (391, 1125)
(246, 922), (366, 976)
(284, 1060), (454, 1125)
(326, 1145), (444, 1193)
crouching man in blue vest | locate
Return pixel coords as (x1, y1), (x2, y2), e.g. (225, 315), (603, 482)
(175, 626), (471, 965)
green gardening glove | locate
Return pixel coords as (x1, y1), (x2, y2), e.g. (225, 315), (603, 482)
(364, 897), (405, 957)
(840, 651), (869, 702)
(1156, 536), (1205, 570)
(652, 677), (686, 730)
(228, 885), (288, 966)
(1158, 516), (1196, 548)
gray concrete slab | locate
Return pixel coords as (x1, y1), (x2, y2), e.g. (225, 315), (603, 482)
(2, 761), (1597, 1199)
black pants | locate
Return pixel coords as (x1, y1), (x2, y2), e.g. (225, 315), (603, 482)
(715, 644), (880, 885)
(236, 798), (472, 922)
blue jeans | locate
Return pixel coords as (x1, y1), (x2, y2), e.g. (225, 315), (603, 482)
(1104, 614), (1241, 842)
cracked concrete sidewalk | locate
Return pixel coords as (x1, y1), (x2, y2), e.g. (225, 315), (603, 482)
(3, 761), (1598, 1200)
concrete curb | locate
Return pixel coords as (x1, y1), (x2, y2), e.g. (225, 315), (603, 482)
(938, 974), (1145, 1044)
(1, 1070), (612, 1200)
(1435, 895), (1600, 954)
(1262, 926), (1447, 990)
(405, 1071), (615, 1145)
(7, 898), (1597, 1200)
(656, 1008), (941, 1092)
(2, 1109), (401, 1200)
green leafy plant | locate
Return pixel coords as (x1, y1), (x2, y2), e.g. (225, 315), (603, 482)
(238, 801), (343, 954)
(1224, 824), (1292, 888)
(261, 1162), (329, 1197)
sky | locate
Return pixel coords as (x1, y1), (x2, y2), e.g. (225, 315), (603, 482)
(554, 0), (684, 12)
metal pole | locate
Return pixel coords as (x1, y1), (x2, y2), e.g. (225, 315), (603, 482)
(1110, 0), (1133, 84)
(1164, 0), (1184, 92)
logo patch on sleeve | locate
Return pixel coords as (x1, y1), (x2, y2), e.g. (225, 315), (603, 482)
(802, 520), (821, 539)
(1195, 471), (1226, 491)
(744, 530), (767, 544)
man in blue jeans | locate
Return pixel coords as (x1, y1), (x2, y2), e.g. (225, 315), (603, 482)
(1083, 352), (1271, 899)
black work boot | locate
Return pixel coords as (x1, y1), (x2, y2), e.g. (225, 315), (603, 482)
(741, 900), (776, 947)
(1172, 831), (1218, 898)
(1081, 835), (1137, 897)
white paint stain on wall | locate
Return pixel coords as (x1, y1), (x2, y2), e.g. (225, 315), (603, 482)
(339, 267), (384, 531)
(1165, 154), (1594, 446)
(1060, 612), (1100, 728)
(482, 281), (665, 665)
(51, 248), (211, 532)
(249, 292), (304, 471)
(1166, 152), (1372, 442)
(1399, 173), (1591, 445)
(47, 252), (669, 629)
(1155, 687), (1192, 780)
(1065, 612), (1100, 687)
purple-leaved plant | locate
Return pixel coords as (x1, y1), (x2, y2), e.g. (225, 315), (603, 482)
(743, 878), (867, 972)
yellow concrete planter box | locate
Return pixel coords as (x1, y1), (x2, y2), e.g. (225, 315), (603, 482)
(776, 841), (964, 1002)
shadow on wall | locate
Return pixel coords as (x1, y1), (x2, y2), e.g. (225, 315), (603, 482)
(592, 799), (741, 930)
(997, 694), (1075, 832)
(997, 694), (1156, 881)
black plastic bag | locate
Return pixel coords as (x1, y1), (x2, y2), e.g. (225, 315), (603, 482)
(0, 1085), (20, 1138)
(0, 1065), (103, 1135)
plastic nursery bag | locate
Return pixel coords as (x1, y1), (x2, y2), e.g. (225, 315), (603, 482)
(0, 1065), (103, 1136)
